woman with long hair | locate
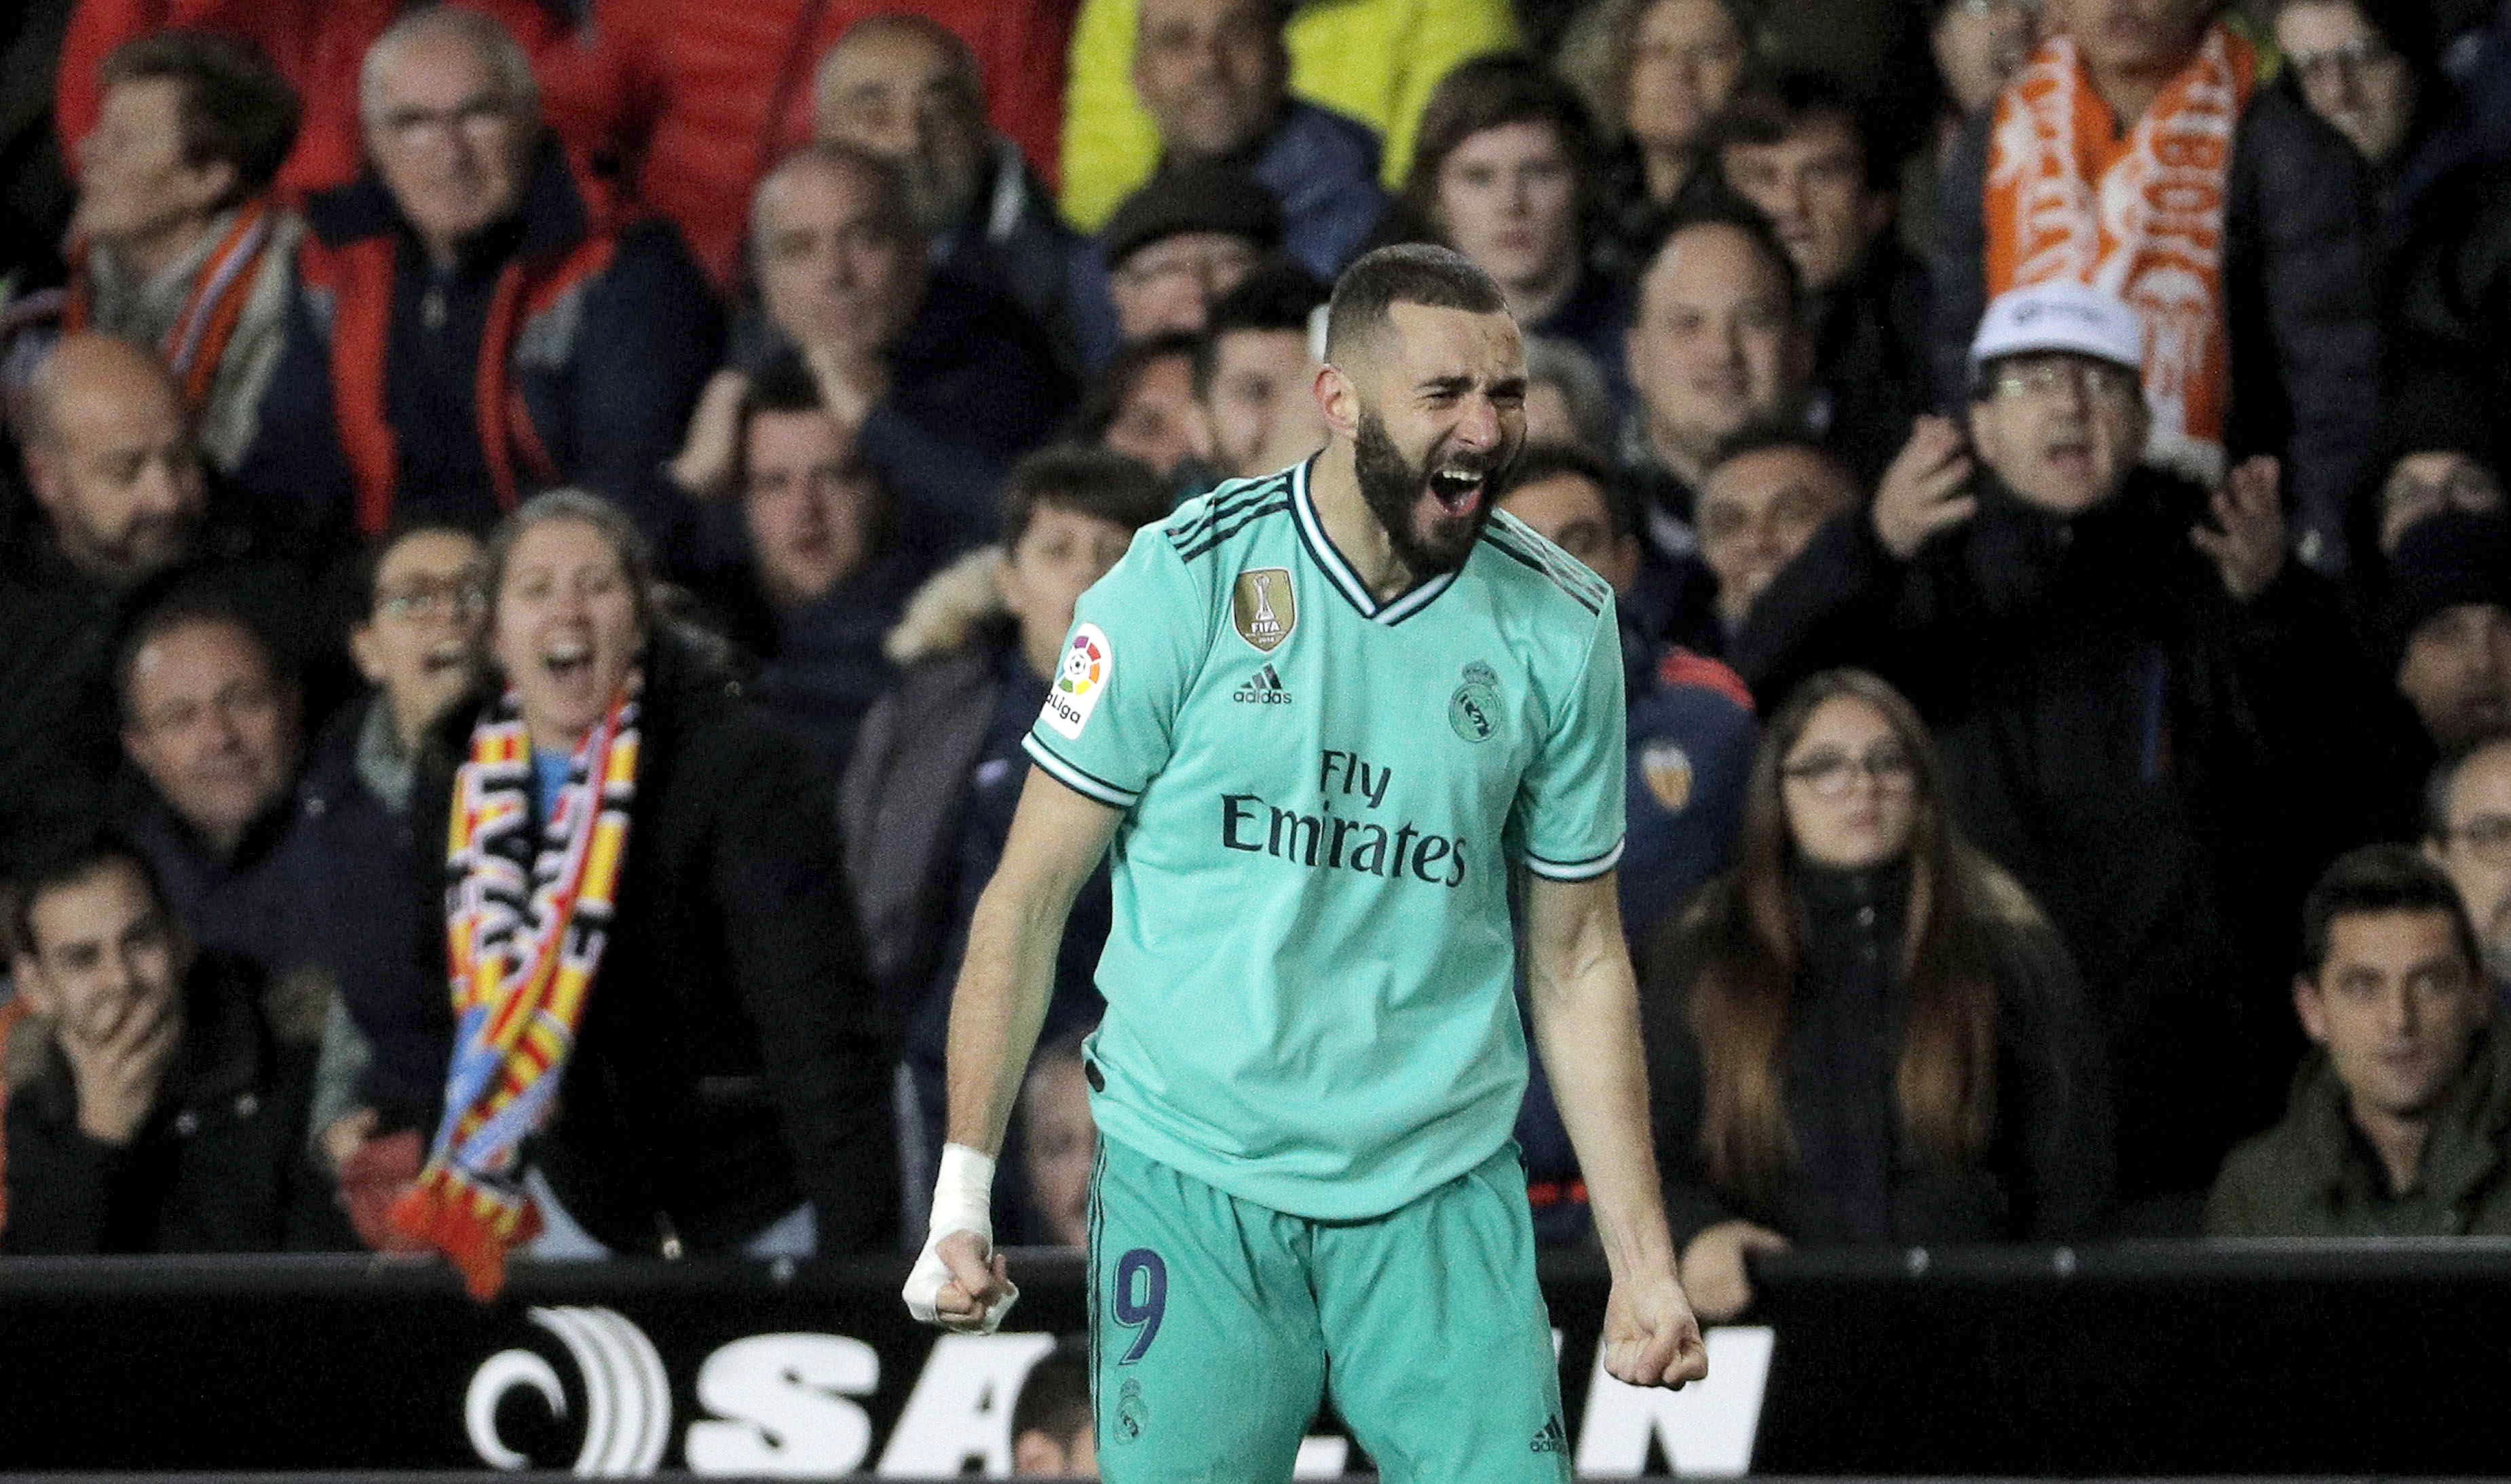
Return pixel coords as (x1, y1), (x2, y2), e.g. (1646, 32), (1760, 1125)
(390, 490), (897, 1299)
(1642, 669), (2112, 1320)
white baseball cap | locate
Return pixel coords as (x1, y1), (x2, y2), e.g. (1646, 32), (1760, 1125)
(1968, 282), (2145, 381)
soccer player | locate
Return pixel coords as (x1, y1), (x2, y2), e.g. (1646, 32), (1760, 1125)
(903, 244), (1707, 1479)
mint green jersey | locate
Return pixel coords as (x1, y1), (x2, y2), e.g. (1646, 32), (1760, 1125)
(1025, 458), (1626, 1219)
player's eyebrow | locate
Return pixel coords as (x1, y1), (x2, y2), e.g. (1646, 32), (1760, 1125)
(1416, 373), (1528, 398)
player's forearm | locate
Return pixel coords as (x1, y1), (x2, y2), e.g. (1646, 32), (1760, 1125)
(940, 873), (1072, 1157)
(1528, 928), (1679, 1282)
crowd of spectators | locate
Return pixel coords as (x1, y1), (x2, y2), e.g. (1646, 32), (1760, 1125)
(7, 0), (2511, 1299)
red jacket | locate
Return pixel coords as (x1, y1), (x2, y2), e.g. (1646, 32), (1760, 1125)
(56, 0), (573, 204)
(534, 0), (1077, 286)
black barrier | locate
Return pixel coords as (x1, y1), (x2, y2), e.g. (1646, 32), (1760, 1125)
(2, 1243), (2508, 1475)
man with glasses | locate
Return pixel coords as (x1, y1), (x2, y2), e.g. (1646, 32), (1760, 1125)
(236, 7), (719, 559)
(1765, 282), (2422, 1206)
(2425, 737), (2511, 1012)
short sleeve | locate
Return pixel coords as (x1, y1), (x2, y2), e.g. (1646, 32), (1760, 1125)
(1023, 528), (1211, 809)
(1516, 600), (1629, 880)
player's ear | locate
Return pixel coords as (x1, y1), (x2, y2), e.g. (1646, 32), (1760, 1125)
(1316, 362), (1361, 440)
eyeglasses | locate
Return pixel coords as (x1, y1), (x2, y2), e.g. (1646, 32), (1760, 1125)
(2284, 37), (2398, 91)
(1780, 744), (1917, 797)
(2442, 814), (2511, 865)
(375, 579), (489, 622)
(1988, 356), (2142, 408)
(1112, 240), (1260, 293)
(370, 94), (520, 150)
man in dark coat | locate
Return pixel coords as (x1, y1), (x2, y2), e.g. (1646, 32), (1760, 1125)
(1931, 0), (2383, 574)
(2209, 845), (2511, 1236)
(1753, 283), (2423, 1205)
(4, 833), (346, 1254)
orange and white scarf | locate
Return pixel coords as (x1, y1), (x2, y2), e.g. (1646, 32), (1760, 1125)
(1985, 24), (2258, 483)
(64, 199), (278, 416)
(392, 682), (639, 1300)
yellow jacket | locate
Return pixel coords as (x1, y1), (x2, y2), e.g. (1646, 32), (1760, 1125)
(1060, 0), (1519, 230)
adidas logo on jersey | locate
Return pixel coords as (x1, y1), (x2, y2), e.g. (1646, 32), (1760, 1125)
(1531, 1414), (1569, 1453)
(1232, 664), (1294, 705)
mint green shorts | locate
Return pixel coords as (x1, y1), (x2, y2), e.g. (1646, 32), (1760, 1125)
(1089, 1135), (1572, 1483)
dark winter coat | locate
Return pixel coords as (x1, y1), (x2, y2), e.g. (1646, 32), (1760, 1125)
(2208, 1023), (2511, 1236)
(1643, 858), (2115, 1249)
(2, 951), (350, 1254)
(1931, 85), (2383, 572)
(413, 625), (897, 1256)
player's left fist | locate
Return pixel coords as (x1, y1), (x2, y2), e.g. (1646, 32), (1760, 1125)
(1600, 1269), (1708, 1389)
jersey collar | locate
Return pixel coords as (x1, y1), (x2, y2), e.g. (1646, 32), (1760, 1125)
(1289, 456), (1460, 626)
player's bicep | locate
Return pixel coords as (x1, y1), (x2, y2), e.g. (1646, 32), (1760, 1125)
(987, 766), (1126, 925)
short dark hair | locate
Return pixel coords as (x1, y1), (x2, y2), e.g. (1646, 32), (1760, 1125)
(343, 519), (484, 640)
(1194, 261), (1327, 400)
(98, 29), (301, 205)
(1010, 1337), (1093, 1453)
(1705, 421), (1855, 487)
(1072, 331), (1202, 444)
(112, 579), (290, 727)
(1323, 244), (1507, 362)
(998, 445), (1173, 550)
(1402, 53), (1601, 232)
(1707, 66), (1895, 191)
(11, 829), (166, 960)
(1640, 203), (1804, 320)
(1496, 440), (1637, 542)
(2298, 843), (2482, 980)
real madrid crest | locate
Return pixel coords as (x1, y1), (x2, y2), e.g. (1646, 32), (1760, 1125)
(1449, 660), (1500, 743)
(1231, 568), (1297, 653)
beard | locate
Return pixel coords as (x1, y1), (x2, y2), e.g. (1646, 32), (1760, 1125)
(1352, 409), (1510, 580)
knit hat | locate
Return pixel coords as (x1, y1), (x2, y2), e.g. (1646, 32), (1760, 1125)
(2385, 508), (2511, 659)
(1101, 164), (1284, 267)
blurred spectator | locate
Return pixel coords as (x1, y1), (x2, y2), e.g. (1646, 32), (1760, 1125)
(1087, 160), (1283, 362)
(2425, 736), (2511, 1006)
(1070, 0), (1389, 285)
(1695, 425), (1858, 643)
(298, 522), (483, 1252)
(841, 449), (1164, 1236)
(1933, 0), (2383, 573)
(1020, 1029), (1097, 1248)
(3, 831), (347, 1254)
(1619, 208), (1811, 654)
(1072, 330), (1209, 482)
(1400, 55), (1631, 415)
(535, 0), (1076, 286)
(811, 14), (1084, 360)
(1757, 283), (2423, 1202)
(236, 8), (721, 553)
(0, 0), (75, 292)
(713, 351), (926, 778)
(2269, 0), (2464, 233)
(1645, 669), (2111, 1321)
(2386, 510), (2511, 756)
(697, 143), (1072, 550)
(51, 31), (301, 472)
(1193, 261), (1327, 481)
(2208, 844), (2511, 1235)
(1556, 0), (1753, 264)
(1710, 69), (1925, 481)
(396, 491), (895, 1298)
(1011, 1336), (1098, 1477)
(53, 0), (570, 205)
(2377, 448), (2504, 556)
(1904, 0), (2037, 258)
(1523, 334), (1615, 452)
(1060, 0), (1514, 228)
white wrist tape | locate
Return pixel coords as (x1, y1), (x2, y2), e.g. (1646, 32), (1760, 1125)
(902, 1144), (1019, 1331)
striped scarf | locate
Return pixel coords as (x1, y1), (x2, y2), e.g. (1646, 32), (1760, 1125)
(1984, 24), (2258, 486)
(65, 199), (278, 415)
(391, 682), (640, 1300)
